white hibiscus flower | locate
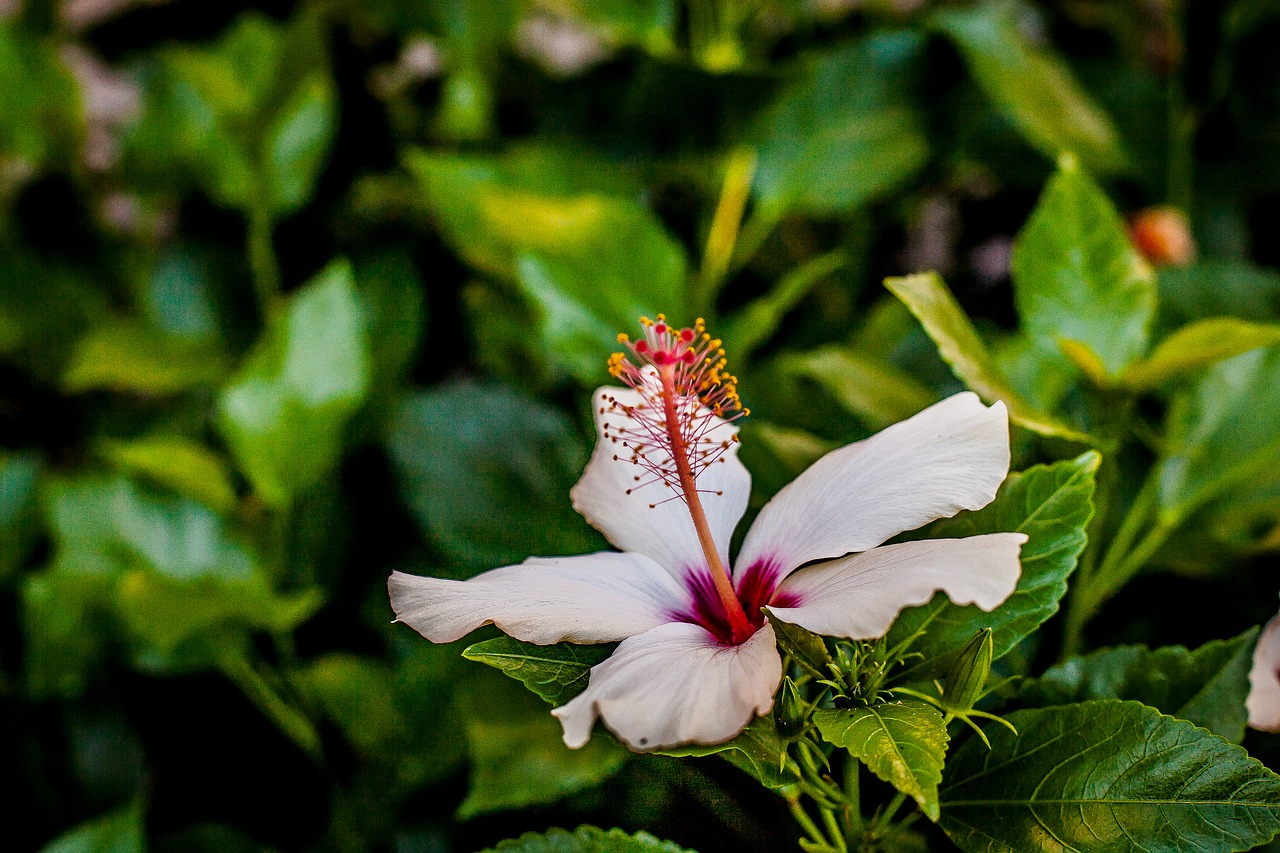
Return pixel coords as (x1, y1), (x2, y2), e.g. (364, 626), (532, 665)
(389, 317), (1026, 751)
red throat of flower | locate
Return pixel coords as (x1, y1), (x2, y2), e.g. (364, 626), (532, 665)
(605, 315), (755, 644)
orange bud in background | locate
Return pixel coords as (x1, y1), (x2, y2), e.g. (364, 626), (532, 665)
(1129, 206), (1197, 267)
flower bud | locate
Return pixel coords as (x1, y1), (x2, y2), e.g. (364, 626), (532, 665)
(773, 676), (809, 739)
(1129, 206), (1196, 267)
(944, 628), (994, 714)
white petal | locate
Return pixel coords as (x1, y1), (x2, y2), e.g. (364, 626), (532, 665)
(1247, 610), (1280, 732)
(766, 534), (1026, 639)
(737, 392), (1010, 581)
(552, 621), (782, 751)
(571, 385), (750, 581)
(387, 551), (690, 644)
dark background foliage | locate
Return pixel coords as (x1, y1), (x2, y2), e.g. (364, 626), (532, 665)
(4, 0), (1280, 851)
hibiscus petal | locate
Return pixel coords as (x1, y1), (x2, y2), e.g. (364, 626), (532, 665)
(552, 621), (781, 751)
(737, 392), (1010, 581)
(766, 534), (1026, 639)
(571, 385), (750, 581)
(1247, 609), (1280, 732)
(387, 551), (691, 644)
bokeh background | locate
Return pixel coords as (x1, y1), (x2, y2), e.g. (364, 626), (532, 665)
(4, 0), (1280, 851)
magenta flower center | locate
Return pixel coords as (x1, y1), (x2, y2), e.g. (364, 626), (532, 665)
(672, 558), (799, 645)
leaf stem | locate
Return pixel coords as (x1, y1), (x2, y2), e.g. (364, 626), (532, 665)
(698, 146), (757, 310)
(843, 757), (863, 844)
(219, 652), (321, 761)
(248, 204), (281, 318)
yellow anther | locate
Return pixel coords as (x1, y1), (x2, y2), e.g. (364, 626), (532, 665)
(617, 333), (630, 343)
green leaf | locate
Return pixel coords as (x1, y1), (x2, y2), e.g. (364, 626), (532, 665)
(29, 475), (315, 681)
(542, 0), (677, 51)
(62, 320), (228, 394)
(98, 435), (238, 514)
(932, 7), (1126, 174)
(1010, 156), (1156, 378)
(885, 273), (1092, 442)
(1121, 317), (1280, 389)
(301, 646), (466, 789)
(1158, 346), (1280, 521)
(752, 33), (928, 215)
(262, 72), (335, 214)
(721, 251), (847, 360)
(218, 260), (370, 507)
(770, 617), (835, 680)
(889, 452), (1098, 680)
(940, 700), (1280, 853)
(464, 636), (615, 706)
(0, 451), (41, 579)
(780, 346), (936, 431)
(480, 825), (692, 853)
(1020, 628), (1259, 742)
(115, 569), (320, 670)
(45, 475), (254, 582)
(132, 11), (334, 215)
(38, 802), (144, 853)
(386, 381), (602, 570)
(1158, 261), (1280, 326)
(459, 678), (628, 818)
(21, 569), (112, 699)
(662, 716), (800, 790)
(407, 150), (686, 382)
(0, 255), (108, 379)
(0, 24), (83, 169)
(815, 700), (948, 821)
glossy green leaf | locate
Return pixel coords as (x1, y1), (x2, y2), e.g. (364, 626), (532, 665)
(464, 636), (615, 706)
(0, 451), (41, 579)
(940, 700), (1280, 853)
(386, 381), (601, 569)
(480, 826), (691, 853)
(98, 435), (238, 513)
(933, 7), (1126, 174)
(62, 320), (227, 394)
(780, 346), (936, 431)
(218, 261), (370, 507)
(815, 700), (948, 820)
(1011, 156), (1156, 378)
(662, 716), (800, 790)
(1158, 346), (1280, 520)
(885, 272), (1091, 442)
(889, 452), (1098, 680)
(38, 801), (144, 853)
(752, 33), (928, 215)
(459, 678), (628, 818)
(1021, 628), (1259, 742)
(1121, 317), (1280, 389)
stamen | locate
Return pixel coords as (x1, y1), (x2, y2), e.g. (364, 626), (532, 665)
(607, 316), (753, 642)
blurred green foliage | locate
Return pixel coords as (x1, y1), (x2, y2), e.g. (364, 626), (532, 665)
(4, 0), (1280, 851)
